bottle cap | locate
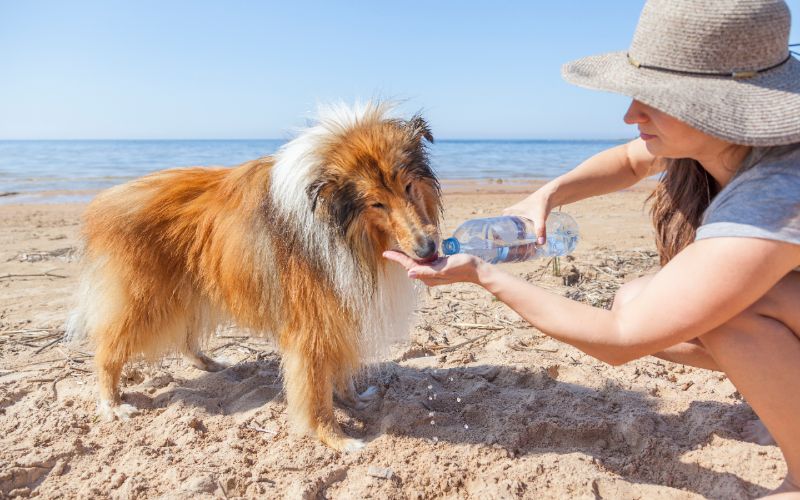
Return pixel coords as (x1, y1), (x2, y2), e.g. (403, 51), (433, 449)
(442, 238), (460, 255)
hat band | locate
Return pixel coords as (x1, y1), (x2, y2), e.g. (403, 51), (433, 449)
(626, 53), (792, 79)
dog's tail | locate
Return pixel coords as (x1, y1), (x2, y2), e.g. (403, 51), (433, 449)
(63, 258), (91, 345)
(63, 253), (111, 346)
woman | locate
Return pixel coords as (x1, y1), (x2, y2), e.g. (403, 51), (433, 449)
(385, 0), (800, 495)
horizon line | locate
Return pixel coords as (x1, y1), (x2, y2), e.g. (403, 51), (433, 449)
(0, 137), (633, 143)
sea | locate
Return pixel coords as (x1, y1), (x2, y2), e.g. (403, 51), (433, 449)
(0, 139), (627, 204)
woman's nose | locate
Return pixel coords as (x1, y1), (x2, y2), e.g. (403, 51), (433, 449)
(623, 100), (649, 125)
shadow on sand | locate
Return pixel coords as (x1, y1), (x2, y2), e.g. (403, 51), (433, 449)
(122, 353), (767, 498)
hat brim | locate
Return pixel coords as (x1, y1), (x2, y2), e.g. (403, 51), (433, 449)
(562, 51), (800, 146)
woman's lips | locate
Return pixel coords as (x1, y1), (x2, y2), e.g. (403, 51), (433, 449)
(640, 132), (657, 141)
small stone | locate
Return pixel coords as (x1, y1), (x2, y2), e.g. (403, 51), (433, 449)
(111, 472), (127, 489)
(366, 466), (394, 480)
(457, 397), (461, 403)
(432, 436), (438, 442)
(464, 424), (469, 429)
(428, 412), (434, 417)
(183, 474), (217, 494)
(428, 396), (432, 400)
(427, 385), (432, 390)
(430, 420), (435, 425)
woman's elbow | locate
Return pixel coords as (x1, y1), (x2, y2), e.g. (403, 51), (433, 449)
(596, 322), (648, 366)
(603, 352), (641, 367)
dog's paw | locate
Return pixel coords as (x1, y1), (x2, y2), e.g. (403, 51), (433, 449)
(98, 400), (140, 421)
(336, 384), (382, 410)
(187, 353), (229, 372)
(358, 385), (379, 401)
(340, 438), (366, 453)
(201, 357), (229, 372)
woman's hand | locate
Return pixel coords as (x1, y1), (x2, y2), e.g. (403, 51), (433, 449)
(382, 251), (488, 287)
(502, 185), (555, 245)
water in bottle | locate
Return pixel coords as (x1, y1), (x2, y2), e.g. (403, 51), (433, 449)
(441, 212), (579, 264)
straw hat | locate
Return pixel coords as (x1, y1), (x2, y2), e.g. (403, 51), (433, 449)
(562, 0), (800, 146)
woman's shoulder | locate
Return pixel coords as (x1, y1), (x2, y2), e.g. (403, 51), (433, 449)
(722, 145), (800, 196)
(696, 146), (800, 246)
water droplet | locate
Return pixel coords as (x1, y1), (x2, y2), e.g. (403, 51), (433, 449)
(456, 397), (461, 403)
(427, 385), (432, 390)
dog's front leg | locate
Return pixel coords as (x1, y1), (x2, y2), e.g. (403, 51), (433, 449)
(282, 342), (365, 452)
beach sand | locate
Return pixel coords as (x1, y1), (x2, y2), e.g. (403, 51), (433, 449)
(0, 181), (785, 499)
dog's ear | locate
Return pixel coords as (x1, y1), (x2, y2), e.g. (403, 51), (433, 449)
(409, 114), (433, 144)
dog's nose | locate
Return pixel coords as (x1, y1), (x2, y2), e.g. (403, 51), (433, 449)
(414, 238), (437, 260)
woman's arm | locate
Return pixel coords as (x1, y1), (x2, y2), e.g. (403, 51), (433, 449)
(505, 138), (662, 218)
(385, 237), (800, 366)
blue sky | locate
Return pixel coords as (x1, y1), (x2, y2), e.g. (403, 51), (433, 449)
(1, 1), (798, 140)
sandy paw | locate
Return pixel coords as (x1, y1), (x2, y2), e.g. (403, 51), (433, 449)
(188, 353), (229, 372)
(351, 386), (380, 410)
(340, 438), (366, 453)
(359, 385), (379, 400)
(98, 400), (140, 421)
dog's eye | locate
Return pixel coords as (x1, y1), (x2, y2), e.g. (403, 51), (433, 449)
(371, 202), (386, 210)
(405, 183), (413, 197)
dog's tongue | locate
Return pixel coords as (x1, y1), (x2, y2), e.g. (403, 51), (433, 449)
(415, 252), (439, 264)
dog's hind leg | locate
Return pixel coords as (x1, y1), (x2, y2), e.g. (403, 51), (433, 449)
(282, 343), (365, 452)
(181, 308), (228, 372)
(182, 334), (228, 372)
(95, 323), (139, 421)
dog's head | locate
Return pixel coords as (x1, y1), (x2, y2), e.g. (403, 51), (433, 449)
(301, 104), (442, 267)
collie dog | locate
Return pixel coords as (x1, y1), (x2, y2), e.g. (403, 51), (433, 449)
(67, 102), (441, 451)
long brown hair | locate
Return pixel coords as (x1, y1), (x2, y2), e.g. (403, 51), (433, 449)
(648, 158), (719, 265)
(648, 144), (799, 265)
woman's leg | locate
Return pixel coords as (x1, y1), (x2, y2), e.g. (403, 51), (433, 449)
(698, 273), (800, 494)
(612, 275), (720, 370)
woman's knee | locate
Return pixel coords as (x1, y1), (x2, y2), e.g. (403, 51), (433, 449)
(695, 274), (800, 354)
(611, 274), (655, 312)
(700, 297), (796, 353)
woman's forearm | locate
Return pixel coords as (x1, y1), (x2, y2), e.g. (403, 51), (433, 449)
(475, 262), (633, 365)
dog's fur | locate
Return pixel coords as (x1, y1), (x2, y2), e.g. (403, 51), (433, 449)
(67, 102), (441, 451)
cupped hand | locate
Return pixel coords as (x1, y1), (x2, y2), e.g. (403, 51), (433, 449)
(382, 251), (485, 287)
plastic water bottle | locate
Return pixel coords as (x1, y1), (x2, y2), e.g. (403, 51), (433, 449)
(441, 213), (579, 264)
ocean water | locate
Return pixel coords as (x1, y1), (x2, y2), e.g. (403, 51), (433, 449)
(0, 139), (626, 203)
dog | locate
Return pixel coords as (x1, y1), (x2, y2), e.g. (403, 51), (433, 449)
(67, 102), (441, 451)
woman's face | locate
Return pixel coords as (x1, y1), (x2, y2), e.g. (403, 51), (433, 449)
(623, 99), (731, 160)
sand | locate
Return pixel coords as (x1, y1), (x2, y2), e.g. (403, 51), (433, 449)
(0, 181), (785, 499)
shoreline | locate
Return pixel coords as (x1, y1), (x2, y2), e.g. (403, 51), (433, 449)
(0, 177), (659, 205)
